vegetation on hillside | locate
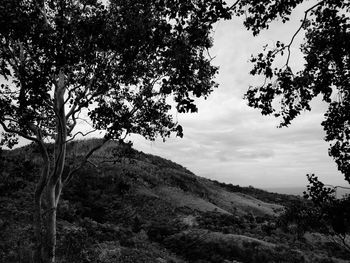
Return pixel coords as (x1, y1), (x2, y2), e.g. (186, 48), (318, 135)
(0, 0), (233, 261)
(1, 140), (349, 263)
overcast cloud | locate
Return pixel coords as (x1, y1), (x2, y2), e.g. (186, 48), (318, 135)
(131, 2), (346, 188)
(3, 1), (346, 189)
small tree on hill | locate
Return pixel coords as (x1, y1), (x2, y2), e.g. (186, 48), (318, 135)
(0, 0), (232, 262)
(233, 1), (350, 183)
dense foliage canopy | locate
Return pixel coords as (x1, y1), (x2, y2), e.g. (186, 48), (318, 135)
(0, 1), (232, 262)
(0, 0), (231, 146)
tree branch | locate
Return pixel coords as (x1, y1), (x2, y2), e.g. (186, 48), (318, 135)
(65, 129), (98, 143)
(0, 120), (39, 142)
(67, 109), (80, 135)
(87, 160), (98, 167)
(33, 128), (50, 262)
(272, 1), (325, 68)
(63, 139), (109, 186)
(65, 65), (102, 120)
(229, 0), (241, 10)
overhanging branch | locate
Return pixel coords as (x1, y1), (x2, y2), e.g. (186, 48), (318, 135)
(264, 1), (325, 68)
(0, 120), (39, 143)
(284, 1), (325, 66)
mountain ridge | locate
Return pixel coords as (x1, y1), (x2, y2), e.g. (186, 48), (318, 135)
(1, 139), (349, 262)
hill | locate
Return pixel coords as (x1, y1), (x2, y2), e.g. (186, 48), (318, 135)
(0, 139), (349, 262)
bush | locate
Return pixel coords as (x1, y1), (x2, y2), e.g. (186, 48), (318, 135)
(56, 223), (92, 263)
(147, 220), (181, 242)
(277, 200), (324, 238)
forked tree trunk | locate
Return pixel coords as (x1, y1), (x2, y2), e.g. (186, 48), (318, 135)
(38, 70), (67, 263)
(32, 70), (108, 262)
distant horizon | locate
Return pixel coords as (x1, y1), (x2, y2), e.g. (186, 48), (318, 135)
(4, 136), (350, 191)
(4, 136), (350, 196)
(129, 1), (348, 189)
(1, 1), (348, 190)
(262, 186), (307, 196)
(262, 185), (350, 197)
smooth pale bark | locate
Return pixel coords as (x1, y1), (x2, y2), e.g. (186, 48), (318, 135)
(31, 68), (106, 262)
(42, 70), (67, 263)
(42, 185), (57, 263)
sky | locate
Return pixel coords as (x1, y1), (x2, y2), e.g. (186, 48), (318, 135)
(1, 1), (348, 189)
(129, 2), (347, 189)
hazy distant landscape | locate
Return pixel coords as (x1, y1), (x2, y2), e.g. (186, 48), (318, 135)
(264, 187), (350, 198)
(1, 140), (350, 263)
(263, 187), (307, 197)
(1, 1), (350, 262)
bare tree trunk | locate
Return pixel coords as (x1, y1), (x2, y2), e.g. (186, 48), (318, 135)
(42, 70), (67, 263)
(33, 140), (50, 263)
(42, 184), (58, 263)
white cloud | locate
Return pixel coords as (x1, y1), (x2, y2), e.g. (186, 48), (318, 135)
(132, 3), (346, 188)
(2, 1), (346, 189)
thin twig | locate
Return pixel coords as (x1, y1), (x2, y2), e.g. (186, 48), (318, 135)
(65, 129), (98, 143)
(87, 160), (98, 167)
(228, 0), (241, 10)
(283, 1), (325, 67)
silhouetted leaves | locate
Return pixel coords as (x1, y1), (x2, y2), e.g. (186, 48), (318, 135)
(235, 1), (350, 183)
(304, 174), (350, 237)
(0, 0), (232, 145)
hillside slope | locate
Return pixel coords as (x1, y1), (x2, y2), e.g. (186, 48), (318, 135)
(0, 139), (349, 263)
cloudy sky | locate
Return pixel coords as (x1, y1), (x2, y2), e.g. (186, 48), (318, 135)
(130, 2), (347, 189)
(2, 1), (347, 190)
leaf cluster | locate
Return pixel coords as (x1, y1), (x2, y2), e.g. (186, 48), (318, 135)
(0, 0), (232, 146)
(304, 174), (350, 237)
(235, 1), (350, 182)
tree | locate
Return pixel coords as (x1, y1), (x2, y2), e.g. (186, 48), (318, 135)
(233, 1), (350, 183)
(303, 174), (350, 251)
(0, 0), (232, 262)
